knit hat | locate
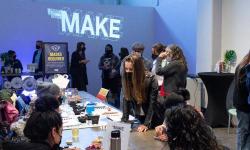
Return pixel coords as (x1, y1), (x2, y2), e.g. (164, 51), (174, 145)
(36, 82), (60, 98)
(0, 89), (12, 101)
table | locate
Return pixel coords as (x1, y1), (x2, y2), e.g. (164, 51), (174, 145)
(61, 91), (166, 150)
(198, 72), (234, 127)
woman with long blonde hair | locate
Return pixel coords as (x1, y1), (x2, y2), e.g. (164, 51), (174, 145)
(121, 54), (159, 132)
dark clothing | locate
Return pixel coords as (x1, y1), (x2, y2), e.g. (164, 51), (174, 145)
(32, 50), (43, 73)
(155, 58), (187, 93)
(2, 141), (58, 150)
(121, 72), (159, 128)
(155, 58), (188, 123)
(70, 51), (88, 91)
(233, 65), (250, 112)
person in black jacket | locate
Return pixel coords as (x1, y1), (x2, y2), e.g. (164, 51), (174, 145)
(70, 42), (89, 91)
(233, 51), (250, 150)
(121, 54), (158, 132)
(98, 44), (120, 108)
(32, 40), (44, 74)
(154, 44), (189, 123)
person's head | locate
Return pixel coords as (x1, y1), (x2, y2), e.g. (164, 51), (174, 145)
(131, 42), (145, 57)
(35, 94), (60, 112)
(151, 43), (165, 60)
(165, 44), (187, 66)
(164, 105), (220, 150)
(36, 82), (62, 104)
(105, 44), (113, 56)
(119, 47), (129, 60)
(76, 42), (86, 55)
(36, 40), (43, 50)
(24, 111), (62, 148)
(122, 54), (145, 103)
(8, 50), (16, 60)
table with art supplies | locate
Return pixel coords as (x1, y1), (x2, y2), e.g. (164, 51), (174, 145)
(60, 90), (165, 150)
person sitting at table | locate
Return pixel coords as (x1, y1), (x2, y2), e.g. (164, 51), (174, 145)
(3, 111), (79, 150)
(121, 54), (159, 132)
(158, 105), (221, 150)
(154, 44), (189, 125)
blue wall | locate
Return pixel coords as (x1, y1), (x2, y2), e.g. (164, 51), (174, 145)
(0, 0), (198, 93)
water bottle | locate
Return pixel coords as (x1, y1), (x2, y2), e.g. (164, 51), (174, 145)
(110, 130), (121, 150)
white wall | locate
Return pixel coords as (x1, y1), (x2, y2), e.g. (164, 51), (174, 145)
(222, 0), (250, 71)
(196, 0), (222, 73)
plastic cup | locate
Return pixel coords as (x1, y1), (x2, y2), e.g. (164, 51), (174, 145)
(86, 103), (95, 115)
(71, 127), (79, 138)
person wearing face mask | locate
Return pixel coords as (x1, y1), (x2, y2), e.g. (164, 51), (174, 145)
(3, 110), (80, 150)
(70, 42), (89, 91)
(121, 54), (159, 132)
(4, 50), (23, 80)
(154, 44), (189, 136)
(98, 44), (120, 108)
(32, 40), (44, 76)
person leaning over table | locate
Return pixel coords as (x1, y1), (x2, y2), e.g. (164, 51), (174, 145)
(121, 54), (159, 132)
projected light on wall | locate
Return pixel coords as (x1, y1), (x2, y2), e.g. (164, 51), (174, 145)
(47, 8), (123, 41)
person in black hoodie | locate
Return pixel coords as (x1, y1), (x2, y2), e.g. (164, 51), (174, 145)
(233, 50), (250, 150)
(70, 42), (89, 91)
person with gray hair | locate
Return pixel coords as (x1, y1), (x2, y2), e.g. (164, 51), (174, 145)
(36, 82), (60, 98)
(131, 42), (152, 71)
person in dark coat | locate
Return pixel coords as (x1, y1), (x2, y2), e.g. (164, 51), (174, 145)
(233, 50), (250, 149)
(154, 44), (189, 124)
(121, 54), (159, 131)
(70, 42), (89, 91)
(32, 40), (44, 73)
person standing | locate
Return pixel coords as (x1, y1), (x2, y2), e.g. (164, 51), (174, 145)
(70, 42), (89, 91)
(98, 44), (120, 108)
(154, 44), (189, 125)
(32, 40), (43, 73)
(233, 51), (250, 150)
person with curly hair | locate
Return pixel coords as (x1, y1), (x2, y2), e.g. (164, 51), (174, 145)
(163, 105), (221, 150)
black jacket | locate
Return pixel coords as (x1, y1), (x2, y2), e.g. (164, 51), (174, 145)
(155, 58), (187, 92)
(121, 72), (158, 128)
(3, 141), (55, 150)
(233, 65), (250, 112)
(32, 50), (43, 72)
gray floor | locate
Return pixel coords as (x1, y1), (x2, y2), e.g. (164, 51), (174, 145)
(214, 128), (236, 150)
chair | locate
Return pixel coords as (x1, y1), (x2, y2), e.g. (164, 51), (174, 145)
(228, 108), (237, 134)
(96, 88), (109, 102)
(226, 79), (237, 134)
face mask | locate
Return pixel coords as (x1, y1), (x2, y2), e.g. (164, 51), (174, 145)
(36, 45), (41, 49)
(125, 72), (132, 81)
(151, 54), (158, 60)
(82, 47), (86, 51)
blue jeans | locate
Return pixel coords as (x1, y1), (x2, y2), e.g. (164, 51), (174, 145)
(237, 109), (250, 150)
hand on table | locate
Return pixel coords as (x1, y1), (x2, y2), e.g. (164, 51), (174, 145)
(155, 125), (166, 136)
(154, 134), (168, 142)
(137, 125), (148, 132)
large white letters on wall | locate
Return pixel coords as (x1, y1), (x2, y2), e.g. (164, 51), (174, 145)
(48, 8), (123, 41)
